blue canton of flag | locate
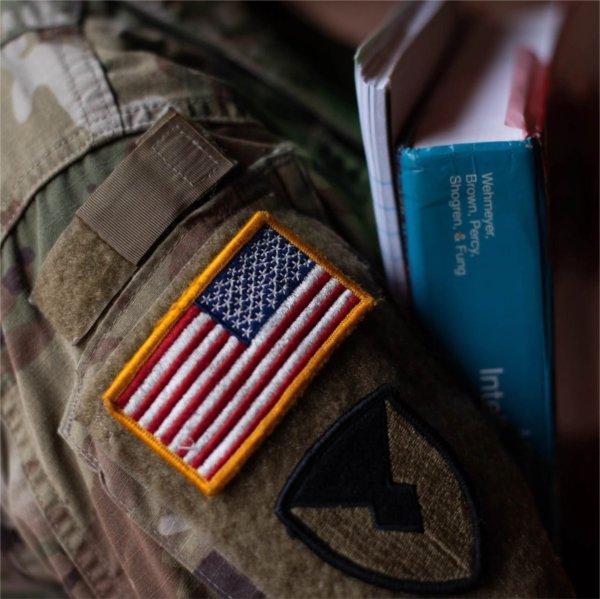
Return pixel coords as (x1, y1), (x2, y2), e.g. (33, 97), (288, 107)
(113, 221), (362, 485)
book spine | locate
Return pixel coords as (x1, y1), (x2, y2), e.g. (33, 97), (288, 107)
(398, 140), (554, 467)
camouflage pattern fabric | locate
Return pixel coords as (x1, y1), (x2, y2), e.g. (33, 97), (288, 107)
(1, 2), (572, 597)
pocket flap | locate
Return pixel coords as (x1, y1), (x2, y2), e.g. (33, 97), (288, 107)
(31, 110), (236, 343)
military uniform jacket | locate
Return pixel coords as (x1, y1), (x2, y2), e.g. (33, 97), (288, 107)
(1, 2), (573, 597)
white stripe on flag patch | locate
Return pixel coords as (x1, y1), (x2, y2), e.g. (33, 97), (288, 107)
(181, 275), (342, 465)
(123, 313), (211, 417)
(154, 336), (242, 440)
(167, 264), (329, 454)
(197, 289), (356, 478)
(137, 324), (229, 428)
(105, 213), (374, 496)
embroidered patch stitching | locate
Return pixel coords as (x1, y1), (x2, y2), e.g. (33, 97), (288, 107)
(275, 384), (482, 594)
(103, 211), (375, 496)
(197, 226), (314, 342)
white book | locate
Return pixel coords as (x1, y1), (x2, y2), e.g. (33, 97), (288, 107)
(354, 1), (458, 303)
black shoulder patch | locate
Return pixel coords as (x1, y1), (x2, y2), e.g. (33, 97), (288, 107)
(275, 385), (481, 594)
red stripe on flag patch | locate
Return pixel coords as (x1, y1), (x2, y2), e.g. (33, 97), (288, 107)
(103, 211), (375, 496)
(175, 271), (335, 461)
(114, 304), (201, 409)
(129, 316), (216, 422)
(145, 328), (230, 433)
(185, 279), (344, 469)
(199, 292), (361, 479)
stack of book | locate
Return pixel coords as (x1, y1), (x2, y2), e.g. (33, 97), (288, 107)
(355, 1), (566, 520)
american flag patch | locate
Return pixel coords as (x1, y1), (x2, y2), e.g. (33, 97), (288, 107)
(104, 211), (374, 495)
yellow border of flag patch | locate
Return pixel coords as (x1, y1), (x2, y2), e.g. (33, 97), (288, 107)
(103, 211), (375, 496)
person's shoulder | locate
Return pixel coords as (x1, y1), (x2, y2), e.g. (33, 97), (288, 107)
(0, 4), (575, 597)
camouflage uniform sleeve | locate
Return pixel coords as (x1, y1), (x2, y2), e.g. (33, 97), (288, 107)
(1, 2), (573, 598)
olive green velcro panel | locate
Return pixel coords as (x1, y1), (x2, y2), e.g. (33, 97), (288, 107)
(30, 216), (135, 344)
(77, 109), (236, 265)
(31, 110), (236, 343)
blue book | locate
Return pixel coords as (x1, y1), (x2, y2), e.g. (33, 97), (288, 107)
(389, 7), (566, 525)
(398, 140), (554, 470)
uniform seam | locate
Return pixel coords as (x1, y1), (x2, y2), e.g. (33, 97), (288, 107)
(173, 123), (220, 169)
(1, 110), (250, 244)
(150, 125), (219, 188)
(4, 128), (91, 196)
(150, 142), (197, 188)
(97, 455), (194, 569)
(1, 395), (115, 597)
(1, 87), (245, 210)
(81, 41), (118, 129)
(4, 119), (126, 200)
(119, 97), (255, 123)
(1, 124), (121, 246)
(64, 231), (191, 440)
(52, 32), (119, 134)
(54, 42), (93, 132)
